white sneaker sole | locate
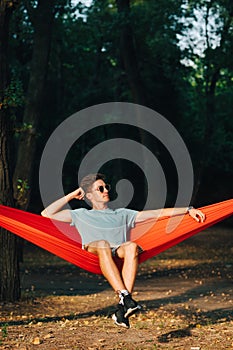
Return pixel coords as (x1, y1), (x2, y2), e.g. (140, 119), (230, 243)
(112, 313), (129, 328)
(124, 304), (141, 318)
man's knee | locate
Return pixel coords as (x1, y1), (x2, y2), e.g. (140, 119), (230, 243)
(86, 240), (111, 255)
(96, 240), (111, 249)
(123, 241), (139, 257)
(95, 240), (112, 256)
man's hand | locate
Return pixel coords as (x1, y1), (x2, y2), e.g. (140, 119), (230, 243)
(188, 208), (205, 223)
(72, 187), (85, 201)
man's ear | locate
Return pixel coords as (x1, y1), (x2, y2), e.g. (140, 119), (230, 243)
(86, 193), (92, 201)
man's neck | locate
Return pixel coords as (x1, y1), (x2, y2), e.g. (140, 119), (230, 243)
(92, 203), (108, 210)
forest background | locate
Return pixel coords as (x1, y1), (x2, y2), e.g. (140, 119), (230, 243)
(0, 0), (232, 301)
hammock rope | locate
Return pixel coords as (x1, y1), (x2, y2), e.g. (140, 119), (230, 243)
(0, 199), (232, 274)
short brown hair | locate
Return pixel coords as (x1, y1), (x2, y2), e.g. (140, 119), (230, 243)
(80, 173), (106, 194)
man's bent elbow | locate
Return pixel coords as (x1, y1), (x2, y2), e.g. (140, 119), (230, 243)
(41, 209), (49, 218)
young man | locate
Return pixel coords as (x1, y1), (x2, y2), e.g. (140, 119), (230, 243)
(41, 173), (205, 328)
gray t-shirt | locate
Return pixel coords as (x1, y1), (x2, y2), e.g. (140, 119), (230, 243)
(70, 208), (138, 247)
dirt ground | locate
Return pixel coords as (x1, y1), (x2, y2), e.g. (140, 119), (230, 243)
(0, 224), (233, 350)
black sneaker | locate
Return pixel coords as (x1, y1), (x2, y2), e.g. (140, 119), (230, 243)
(112, 304), (130, 328)
(121, 294), (141, 318)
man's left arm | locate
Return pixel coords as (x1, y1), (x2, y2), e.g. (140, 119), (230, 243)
(135, 207), (205, 223)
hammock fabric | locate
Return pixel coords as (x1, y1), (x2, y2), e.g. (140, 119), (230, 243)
(0, 199), (232, 274)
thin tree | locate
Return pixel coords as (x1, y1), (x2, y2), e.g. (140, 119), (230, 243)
(13, 0), (54, 209)
(0, 0), (20, 302)
(115, 0), (146, 105)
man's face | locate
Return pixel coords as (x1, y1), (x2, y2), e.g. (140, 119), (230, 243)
(87, 179), (110, 205)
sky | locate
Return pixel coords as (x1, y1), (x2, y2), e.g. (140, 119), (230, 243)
(72, 0), (92, 7)
(72, 0), (221, 64)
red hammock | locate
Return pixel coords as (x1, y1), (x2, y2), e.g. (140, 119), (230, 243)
(0, 199), (232, 274)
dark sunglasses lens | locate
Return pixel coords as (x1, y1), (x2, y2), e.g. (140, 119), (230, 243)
(105, 184), (111, 191)
(98, 185), (110, 193)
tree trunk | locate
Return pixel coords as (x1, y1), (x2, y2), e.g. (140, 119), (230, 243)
(13, 0), (54, 209)
(0, 0), (20, 302)
(191, 74), (219, 204)
(116, 0), (146, 105)
(115, 0), (157, 208)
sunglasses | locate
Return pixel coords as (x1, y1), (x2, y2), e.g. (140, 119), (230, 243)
(94, 184), (111, 193)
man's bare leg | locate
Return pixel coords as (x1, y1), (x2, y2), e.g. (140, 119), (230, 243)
(86, 240), (140, 327)
(116, 241), (139, 293)
(86, 240), (126, 292)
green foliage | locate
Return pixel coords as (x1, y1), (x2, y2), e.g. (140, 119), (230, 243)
(7, 0), (233, 204)
(15, 179), (30, 207)
(14, 122), (33, 134)
(0, 78), (24, 110)
(0, 323), (8, 345)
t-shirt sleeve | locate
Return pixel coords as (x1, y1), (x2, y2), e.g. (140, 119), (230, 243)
(70, 209), (82, 226)
(123, 208), (138, 229)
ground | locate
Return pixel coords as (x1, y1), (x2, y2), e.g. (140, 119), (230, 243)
(0, 224), (232, 350)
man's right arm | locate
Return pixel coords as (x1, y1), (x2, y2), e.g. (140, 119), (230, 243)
(41, 188), (85, 222)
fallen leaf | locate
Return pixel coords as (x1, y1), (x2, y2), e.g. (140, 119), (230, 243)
(32, 337), (41, 345)
(44, 333), (54, 339)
